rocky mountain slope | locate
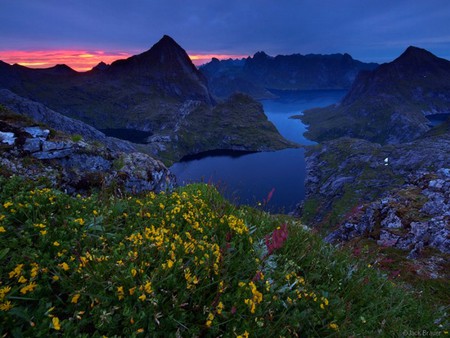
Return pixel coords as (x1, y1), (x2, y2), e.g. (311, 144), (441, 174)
(300, 46), (450, 144)
(0, 35), (292, 163)
(295, 47), (450, 279)
(0, 105), (175, 194)
(200, 52), (378, 99)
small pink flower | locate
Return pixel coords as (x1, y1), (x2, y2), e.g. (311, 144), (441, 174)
(265, 223), (288, 256)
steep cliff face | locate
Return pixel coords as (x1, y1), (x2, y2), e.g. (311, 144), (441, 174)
(0, 106), (175, 194)
(200, 52), (378, 99)
(300, 47), (450, 144)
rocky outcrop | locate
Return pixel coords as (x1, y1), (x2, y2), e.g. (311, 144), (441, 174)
(0, 108), (175, 194)
(298, 133), (450, 227)
(0, 89), (136, 153)
(325, 169), (450, 257)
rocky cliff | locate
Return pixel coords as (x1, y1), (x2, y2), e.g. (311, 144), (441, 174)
(200, 52), (378, 99)
(0, 105), (175, 194)
(300, 46), (450, 144)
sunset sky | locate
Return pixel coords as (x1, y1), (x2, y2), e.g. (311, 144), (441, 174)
(1, 0), (449, 71)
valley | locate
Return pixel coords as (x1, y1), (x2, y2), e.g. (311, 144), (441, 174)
(0, 33), (449, 336)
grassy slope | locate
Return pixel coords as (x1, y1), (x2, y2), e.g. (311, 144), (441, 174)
(158, 93), (296, 163)
(0, 177), (447, 337)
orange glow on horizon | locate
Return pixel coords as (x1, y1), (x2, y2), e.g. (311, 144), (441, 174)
(0, 50), (133, 72)
(0, 49), (248, 71)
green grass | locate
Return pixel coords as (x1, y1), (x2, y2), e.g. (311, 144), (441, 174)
(0, 176), (447, 337)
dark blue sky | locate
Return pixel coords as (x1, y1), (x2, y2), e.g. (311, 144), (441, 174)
(1, 0), (449, 63)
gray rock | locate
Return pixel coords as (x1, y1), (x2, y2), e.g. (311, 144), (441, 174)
(33, 149), (74, 160)
(23, 138), (42, 152)
(0, 89), (137, 153)
(437, 168), (450, 178)
(410, 222), (428, 242)
(377, 230), (400, 247)
(429, 179), (445, 190)
(42, 141), (72, 151)
(0, 131), (16, 145)
(24, 127), (49, 139)
(59, 154), (111, 172)
(381, 209), (403, 229)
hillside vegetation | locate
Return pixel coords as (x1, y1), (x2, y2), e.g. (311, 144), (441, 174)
(0, 177), (447, 337)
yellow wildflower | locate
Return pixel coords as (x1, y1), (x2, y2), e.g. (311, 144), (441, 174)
(53, 241), (60, 246)
(30, 263), (39, 278)
(166, 259), (174, 269)
(3, 201), (13, 209)
(117, 286), (124, 300)
(143, 281), (153, 294)
(71, 294), (80, 304)
(52, 275), (60, 281)
(58, 262), (70, 271)
(329, 323), (339, 331)
(0, 301), (14, 311)
(0, 226), (5, 233)
(237, 331), (250, 338)
(138, 294), (146, 301)
(52, 317), (61, 330)
(9, 264), (24, 278)
(20, 282), (37, 294)
(205, 312), (214, 327)
(40, 230), (47, 236)
(136, 328), (144, 334)
(0, 286), (12, 301)
(129, 287), (136, 295)
(216, 301), (224, 315)
(131, 268), (137, 277)
(74, 218), (85, 225)
(18, 276), (28, 284)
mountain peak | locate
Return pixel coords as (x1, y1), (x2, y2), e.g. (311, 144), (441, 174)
(159, 34), (177, 44)
(253, 51), (270, 59)
(148, 34), (185, 55)
(394, 46), (439, 64)
(92, 61), (108, 71)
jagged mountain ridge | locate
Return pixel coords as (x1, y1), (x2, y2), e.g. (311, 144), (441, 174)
(300, 46), (450, 144)
(92, 35), (214, 104)
(0, 35), (292, 163)
(200, 51), (378, 99)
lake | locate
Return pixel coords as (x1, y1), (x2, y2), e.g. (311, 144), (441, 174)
(170, 90), (346, 213)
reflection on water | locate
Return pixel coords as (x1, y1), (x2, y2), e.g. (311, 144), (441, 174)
(170, 90), (346, 213)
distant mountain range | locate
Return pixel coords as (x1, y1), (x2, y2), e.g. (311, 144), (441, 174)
(200, 51), (378, 99)
(0, 35), (292, 163)
(299, 46), (450, 144)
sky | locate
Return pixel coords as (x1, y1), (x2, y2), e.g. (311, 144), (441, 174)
(0, 0), (449, 71)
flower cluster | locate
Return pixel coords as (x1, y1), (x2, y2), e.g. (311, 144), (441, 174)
(3, 177), (410, 337)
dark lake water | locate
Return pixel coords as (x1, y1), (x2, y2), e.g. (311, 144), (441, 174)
(170, 90), (346, 212)
(100, 128), (153, 144)
(426, 113), (450, 127)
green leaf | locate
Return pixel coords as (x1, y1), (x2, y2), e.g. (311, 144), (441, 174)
(0, 247), (10, 260)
